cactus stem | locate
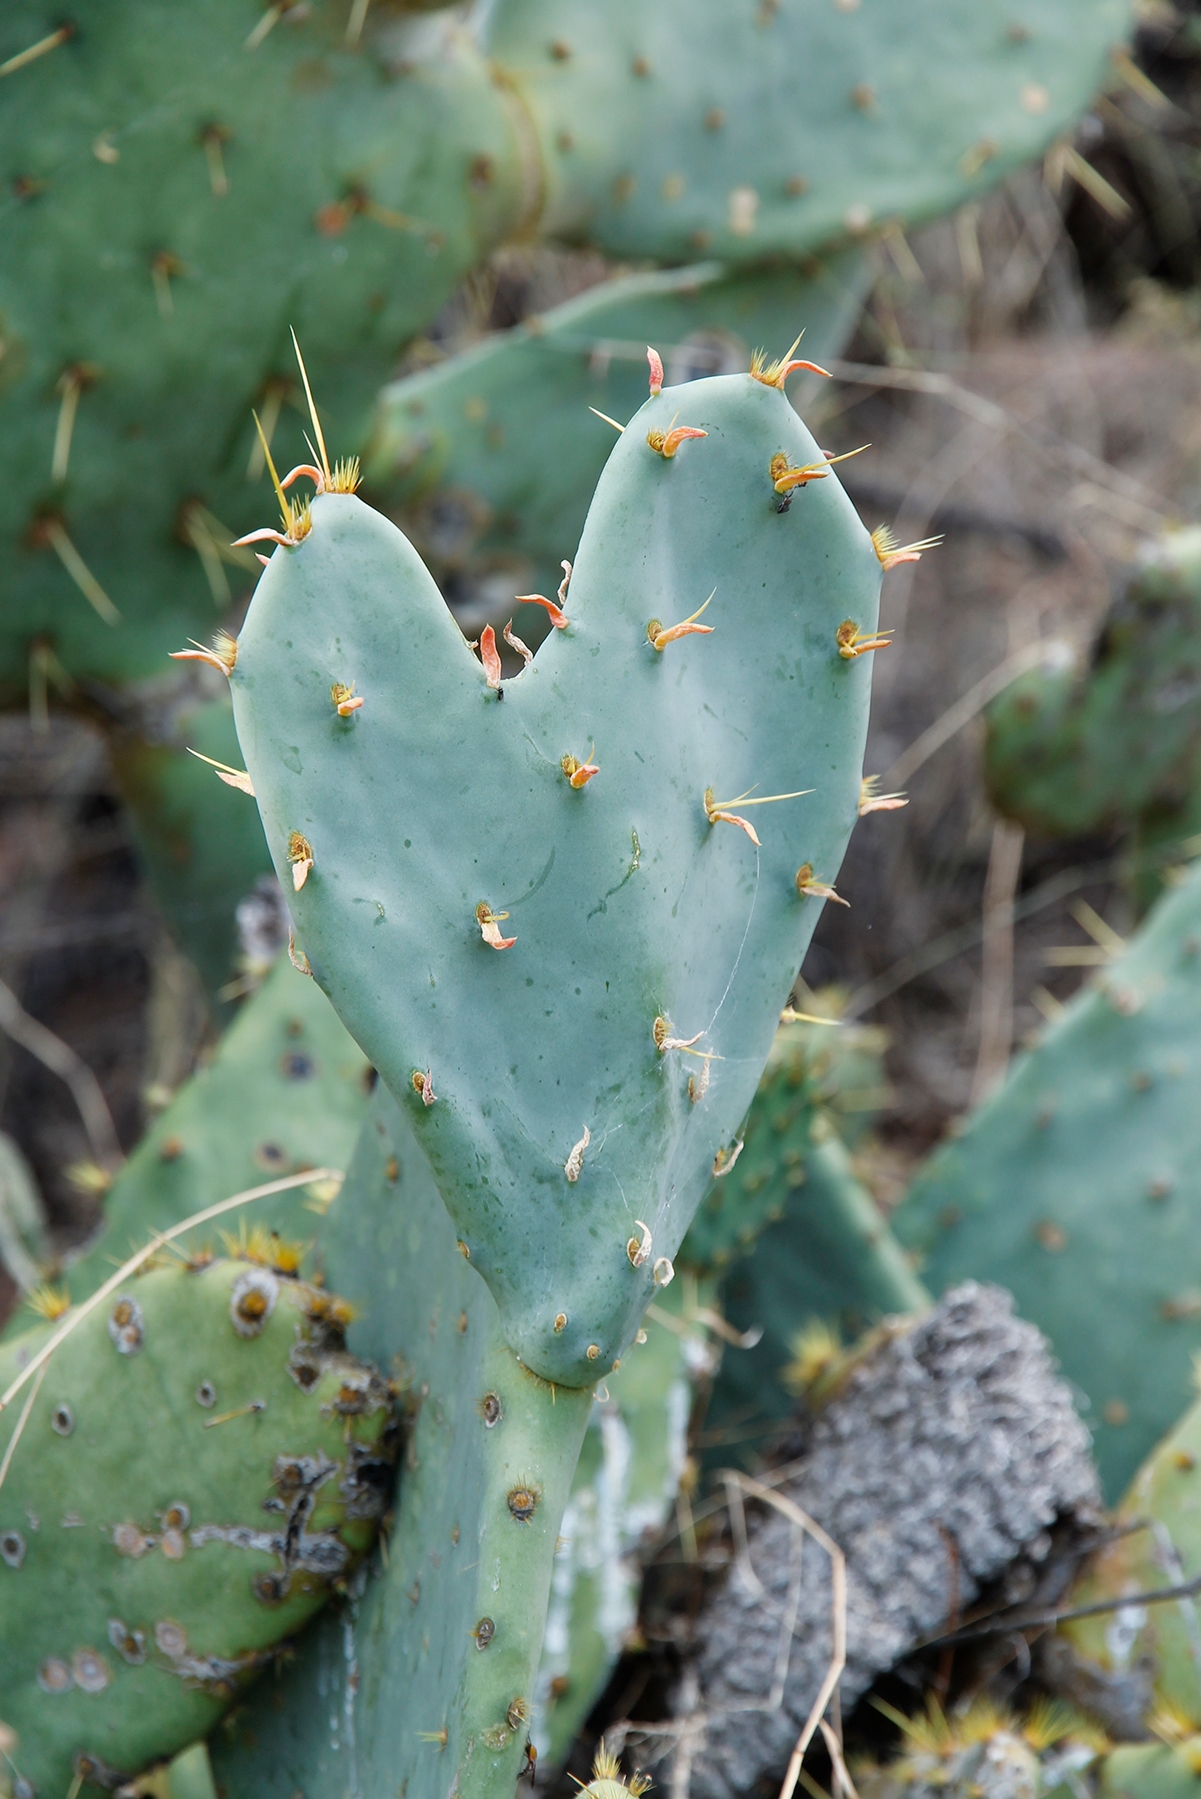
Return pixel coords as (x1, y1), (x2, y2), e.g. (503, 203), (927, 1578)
(33, 517), (120, 625)
(646, 419), (708, 459)
(504, 620), (534, 666)
(186, 748), (255, 795)
(515, 591), (569, 629)
(0, 23), (74, 79)
(561, 747), (599, 789)
(331, 680), (364, 717)
(202, 1398), (267, 1429)
(564, 1126), (591, 1182)
(476, 902), (516, 950)
(836, 620), (892, 660)
(411, 1068), (437, 1106)
(750, 335), (832, 389)
(627, 1221), (652, 1266)
(859, 774), (908, 814)
(647, 589), (716, 650)
(713, 1140), (745, 1177)
(589, 407), (626, 433)
(647, 346), (664, 395)
(796, 863), (848, 906)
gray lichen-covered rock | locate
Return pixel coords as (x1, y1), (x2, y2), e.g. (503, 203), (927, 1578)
(684, 1283), (1102, 1799)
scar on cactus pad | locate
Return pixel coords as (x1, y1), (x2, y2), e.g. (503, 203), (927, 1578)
(225, 334), (926, 1386)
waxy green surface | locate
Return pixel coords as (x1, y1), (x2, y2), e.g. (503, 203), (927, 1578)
(0, 1256), (395, 1795)
(232, 370), (881, 1382)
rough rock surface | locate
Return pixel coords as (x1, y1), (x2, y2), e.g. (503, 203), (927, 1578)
(684, 1283), (1101, 1799)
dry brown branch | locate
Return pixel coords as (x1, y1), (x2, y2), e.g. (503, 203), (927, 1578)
(0, 975), (121, 1172)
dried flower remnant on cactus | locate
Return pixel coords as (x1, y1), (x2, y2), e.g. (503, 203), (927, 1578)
(646, 591), (714, 650)
(796, 863), (848, 906)
(170, 630), (238, 677)
(871, 523), (943, 570)
(646, 421), (707, 459)
(836, 619), (892, 660)
(288, 832), (314, 891)
(476, 902), (516, 950)
(331, 681), (363, 716)
(561, 747), (600, 789)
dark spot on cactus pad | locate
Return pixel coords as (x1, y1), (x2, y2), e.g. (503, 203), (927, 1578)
(1, 1529), (25, 1568)
(474, 1616), (495, 1648)
(507, 1485), (539, 1522)
(255, 1141), (289, 1171)
(254, 1570), (290, 1606)
(230, 1267), (278, 1336)
(108, 1294), (144, 1355)
(195, 1379), (217, 1408)
(108, 1618), (147, 1664)
(158, 1135), (184, 1162)
(73, 1753), (125, 1791)
(280, 1050), (317, 1080)
(51, 1401), (75, 1436)
(160, 1501), (190, 1531)
(481, 1391), (502, 1427)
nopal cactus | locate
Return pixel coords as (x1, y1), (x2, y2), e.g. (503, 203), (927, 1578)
(0, 1252), (397, 1796)
(228, 351), (887, 1385)
(0, 0), (1128, 692)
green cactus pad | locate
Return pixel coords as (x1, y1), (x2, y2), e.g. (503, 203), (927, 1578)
(985, 529), (1201, 906)
(1063, 1382), (1201, 1729)
(231, 367), (881, 1383)
(367, 253), (870, 598)
(1099, 1742), (1201, 1799)
(211, 1085), (594, 1799)
(0, 0), (520, 692)
(893, 857), (1201, 1500)
(0, 1254), (397, 1795)
(489, 1), (1130, 265)
(31, 953), (370, 1324)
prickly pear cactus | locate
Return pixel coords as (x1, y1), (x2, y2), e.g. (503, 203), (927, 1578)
(368, 253), (870, 601)
(985, 529), (1201, 908)
(1061, 1382), (1201, 1730)
(0, 1253), (398, 1796)
(211, 1084), (594, 1799)
(27, 952), (370, 1323)
(893, 856), (1201, 1500)
(229, 359), (884, 1383)
(1099, 1740), (1201, 1799)
(0, 0), (1128, 692)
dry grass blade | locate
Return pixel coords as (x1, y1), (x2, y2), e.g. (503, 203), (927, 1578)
(0, 1363), (46, 1495)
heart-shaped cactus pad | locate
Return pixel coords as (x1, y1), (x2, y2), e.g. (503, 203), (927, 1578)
(231, 367), (883, 1384)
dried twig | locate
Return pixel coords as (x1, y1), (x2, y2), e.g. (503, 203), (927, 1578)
(0, 1363), (46, 1495)
(971, 819), (1025, 1105)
